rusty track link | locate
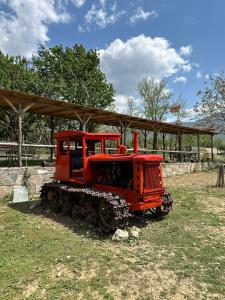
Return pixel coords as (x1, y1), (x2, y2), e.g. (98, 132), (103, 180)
(40, 182), (130, 232)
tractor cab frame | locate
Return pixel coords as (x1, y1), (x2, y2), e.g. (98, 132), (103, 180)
(54, 130), (167, 212)
(55, 131), (122, 184)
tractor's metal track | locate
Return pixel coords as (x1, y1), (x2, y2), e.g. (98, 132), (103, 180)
(40, 182), (130, 232)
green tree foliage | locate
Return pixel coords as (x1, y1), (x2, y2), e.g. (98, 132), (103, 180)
(195, 72), (225, 132)
(126, 97), (140, 117)
(32, 44), (114, 108)
(137, 77), (186, 149)
(137, 78), (173, 122)
(0, 45), (115, 142)
(0, 51), (38, 92)
(0, 52), (39, 141)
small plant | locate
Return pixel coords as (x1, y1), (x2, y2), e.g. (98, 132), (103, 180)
(23, 168), (30, 188)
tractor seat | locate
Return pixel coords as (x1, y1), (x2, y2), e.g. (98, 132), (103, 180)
(71, 152), (83, 170)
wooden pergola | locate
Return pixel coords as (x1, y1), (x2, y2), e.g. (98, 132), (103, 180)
(0, 88), (215, 167)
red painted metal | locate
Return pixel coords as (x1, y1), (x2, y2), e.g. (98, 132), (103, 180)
(54, 130), (165, 211)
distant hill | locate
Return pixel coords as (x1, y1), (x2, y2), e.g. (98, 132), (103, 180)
(180, 120), (225, 141)
(181, 121), (196, 128)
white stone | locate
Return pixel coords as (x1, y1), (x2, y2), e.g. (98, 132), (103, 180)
(13, 186), (29, 203)
(37, 169), (49, 175)
(130, 226), (141, 239)
(112, 229), (129, 242)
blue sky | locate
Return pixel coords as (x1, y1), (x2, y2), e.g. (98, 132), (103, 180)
(0, 0), (224, 116)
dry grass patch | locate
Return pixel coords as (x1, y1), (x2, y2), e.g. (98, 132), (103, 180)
(22, 279), (40, 299)
(164, 170), (216, 188)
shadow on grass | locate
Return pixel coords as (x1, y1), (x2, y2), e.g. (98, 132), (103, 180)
(9, 200), (161, 240)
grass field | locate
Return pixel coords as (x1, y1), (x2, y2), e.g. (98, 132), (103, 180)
(0, 170), (225, 300)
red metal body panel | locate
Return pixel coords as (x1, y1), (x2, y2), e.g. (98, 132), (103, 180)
(54, 130), (165, 212)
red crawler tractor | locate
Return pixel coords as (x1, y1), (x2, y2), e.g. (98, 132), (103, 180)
(40, 131), (173, 231)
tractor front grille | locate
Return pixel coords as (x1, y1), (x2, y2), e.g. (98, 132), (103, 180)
(144, 163), (161, 190)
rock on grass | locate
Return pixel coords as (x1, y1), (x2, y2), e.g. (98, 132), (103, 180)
(112, 229), (129, 242)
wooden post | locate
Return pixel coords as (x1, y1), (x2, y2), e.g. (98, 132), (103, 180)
(144, 130), (147, 149)
(18, 103), (22, 167)
(82, 121), (86, 132)
(119, 121), (131, 147)
(75, 113), (92, 132)
(197, 134), (200, 162)
(162, 132), (166, 159)
(120, 126), (123, 144)
(123, 126), (127, 147)
(50, 116), (54, 161)
(211, 134), (214, 162)
(155, 129), (158, 154)
(2, 98), (33, 167)
(216, 164), (224, 187)
(178, 132), (182, 162)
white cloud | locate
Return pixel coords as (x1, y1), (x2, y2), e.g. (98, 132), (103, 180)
(129, 7), (158, 24)
(84, 1), (125, 29)
(205, 74), (210, 79)
(181, 64), (192, 72)
(99, 0), (106, 6)
(0, 0), (76, 58)
(114, 94), (129, 113)
(173, 76), (187, 83)
(196, 71), (202, 79)
(193, 62), (200, 68)
(71, 0), (86, 7)
(99, 34), (191, 95)
(179, 45), (193, 56)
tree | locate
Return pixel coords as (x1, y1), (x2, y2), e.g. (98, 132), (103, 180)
(32, 44), (115, 132)
(126, 97), (141, 117)
(137, 78), (174, 149)
(195, 72), (225, 132)
(0, 44), (115, 144)
(137, 78), (173, 121)
(0, 51), (40, 141)
(32, 44), (114, 108)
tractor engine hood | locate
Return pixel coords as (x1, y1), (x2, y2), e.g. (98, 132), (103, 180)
(87, 153), (164, 163)
(132, 154), (164, 163)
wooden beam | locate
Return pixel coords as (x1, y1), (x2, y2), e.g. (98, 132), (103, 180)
(178, 132), (183, 162)
(143, 130), (148, 149)
(29, 105), (53, 113)
(197, 134), (200, 162)
(119, 120), (131, 146)
(2, 97), (18, 113)
(50, 116), (54, 161)
(162, 132), (166, 159)
(75, 113), (92, 131)
(211, 135), (214, 162)
(22, 102), (34, 113)
(18, 101), (22, 167)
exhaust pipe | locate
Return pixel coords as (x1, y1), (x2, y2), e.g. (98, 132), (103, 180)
(133, 131), (138, 154)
